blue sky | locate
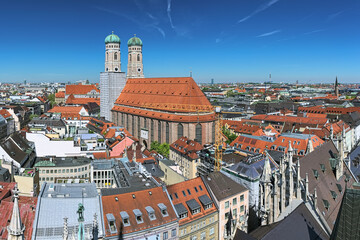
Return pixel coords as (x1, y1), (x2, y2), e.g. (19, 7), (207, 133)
(0, 0), (359, 83)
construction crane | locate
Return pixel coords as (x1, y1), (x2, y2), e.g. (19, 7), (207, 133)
(214, 106), (223, 171)
(141, 102), (223, 171)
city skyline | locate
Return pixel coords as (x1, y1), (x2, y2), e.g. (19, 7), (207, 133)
(0, 0), (359, 83)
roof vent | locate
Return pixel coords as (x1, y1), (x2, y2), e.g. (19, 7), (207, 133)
(132, 194), (136, 199)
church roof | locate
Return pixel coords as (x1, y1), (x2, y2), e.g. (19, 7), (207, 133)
(113, 77), (213, 113)
(105, 32), (120, 44)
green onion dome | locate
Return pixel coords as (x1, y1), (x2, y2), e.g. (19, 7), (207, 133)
(127, 34), (143, 46)
(105, 31), (121, 44)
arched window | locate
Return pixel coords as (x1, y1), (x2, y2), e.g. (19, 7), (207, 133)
(196, 124), (202, 144)
(129, 54), (132, 62)
(158, 121), (162, 142)
(114, 52), (118, 60)
(137, 54), (140, 61)
(138, 116), (141, 138)
(212, 122), (215, 143)
(121, 113), (124, 125)
(178, 123), (183, 140)
(132, 116), (135, 135)
(151, 119), (154, 142)
(166, 122), (169, 143)
(106, 52), (108, 61)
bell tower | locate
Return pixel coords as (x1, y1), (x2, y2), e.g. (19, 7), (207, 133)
(127, 34), (144, 78)
(104, 31), (121, 72)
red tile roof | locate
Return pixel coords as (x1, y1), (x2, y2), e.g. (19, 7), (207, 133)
(101, 186), (178, 237)
(112, 105), (215, 123)
(65, 94), (100, 105)
(167, 177), (217, 225)
(55, 91), (65, 98)
(170, 137), (202, 160)
(48, 106), (84, 114)
(113, 77), (213, 113)
(65, 84), (99, 95)
(230, 133), (324, 156)
(298, 106), (360, 115)
(0, 183), (37, 240)
(251, 114), (328, 126)
(0, 109), (12, 119)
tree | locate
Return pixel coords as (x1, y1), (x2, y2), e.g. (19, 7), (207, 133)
(222, 127), (238, 144)
(150, 141), (170, 157)
(29, 114), (39, 120)
(48, 93), (56, 107)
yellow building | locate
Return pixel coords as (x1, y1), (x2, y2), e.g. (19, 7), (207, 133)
(167, 177), (219, 240)
(170, 137), (202, 179)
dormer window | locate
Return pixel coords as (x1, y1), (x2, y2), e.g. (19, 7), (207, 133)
(186, 199), (201, 215)
(106, 213), (117, 233)
(120, 211), (130, 227)
(198, 194), (213, 210)
(133, 209), (143, 224)
(158, 203), (169, 217)
(145, 206), (156, 221)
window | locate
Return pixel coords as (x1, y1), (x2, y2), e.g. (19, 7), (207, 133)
(320, 164), (325, 172)
(209, 227), (214, 235)
(192, 208), (201, 215)
(70, 169), (73, 173)
(151, 119), (154, 142)
(158, 203), (168, 217)
(145, 206), (156, 221)
(201, 232), (206, 240)
(240, 205), (244, 212)
(187, 189), (191, 195)
(194, 187), (198, 192)
(196, 124), (202, 144)
(199, 185), (203, 191)
(171, 228), (176, 237)
(323, 199), (330, 210)
(174, 193), (178, 199)
(182, 190), (186, 196)
(330, 190), (337, 200)
(233, 208), (237, 217)
(120, 211), (130, 226)
(225, 201), (229, 209)
(158, 121), (161, 142)
(66, 169), (69, 173)
(191, 236), (197, 240)
(178, 123), (183, 139)
(114, 52), (117, 60)
(240, 194), (244, 202)
(336, 183), (342, 193)
(46, 170), (49, 174)
(179, 212), (188, 219)
(233, 197), (237, 205)
(313, 169), (319, 179)
(165, 122), (170, 143)
(137, 54), (140, 61)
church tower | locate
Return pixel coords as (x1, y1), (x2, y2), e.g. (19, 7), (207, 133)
(104, 31), (121, 72)
(100, 31), (127, 121)
(127, 35), (144, 78)
(334, 76), (339, 98)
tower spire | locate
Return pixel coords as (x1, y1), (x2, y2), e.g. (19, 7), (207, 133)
(7, 186), (25, 240)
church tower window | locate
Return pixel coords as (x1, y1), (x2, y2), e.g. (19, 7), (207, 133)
(114, 52), (117, 60)
(196, 124), (202, 144)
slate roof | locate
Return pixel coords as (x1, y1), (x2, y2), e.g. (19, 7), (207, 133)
(224, 155), (278, 181)
(349, 145), (360, 182)
(330, 184), (360, 240)
(299, 140), (355, 230)
(249, 203), (329, 240)
(0, 133), (35, 167)
(203, 171), (248, 201)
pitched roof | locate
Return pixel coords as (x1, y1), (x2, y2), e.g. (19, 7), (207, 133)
(55, 91), (65, 98)
(113, 77), (213, 113)
(203, 171), (248, 201)
(330, 184), (360, 240)
(65, 94), (100, 105)
(48, 106), (84, 114)
(0, 109), (12, 119)
(0, 184), (37, 240)
(251, 114), (328, 126)
(101, 186), (177, 237)
(249, 203), (329, 240)
(65, 84), (99, 95)
(166, 177), (217, 225)
(170, 137), (202, 160)
(299, 141), (355, 230)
